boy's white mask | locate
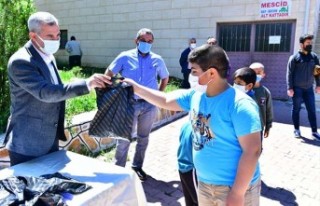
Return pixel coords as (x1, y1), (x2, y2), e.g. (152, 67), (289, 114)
(189, 74), (207, 93)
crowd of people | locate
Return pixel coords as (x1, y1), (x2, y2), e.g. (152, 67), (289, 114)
(3, 11), (320, 206)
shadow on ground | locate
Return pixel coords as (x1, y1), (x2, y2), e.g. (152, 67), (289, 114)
(261, 180), (298, 206)
(299, 136), (320, 147)
(142, 176), (183, 206)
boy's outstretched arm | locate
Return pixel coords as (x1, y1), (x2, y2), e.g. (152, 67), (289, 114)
(123, 78), (183, 112)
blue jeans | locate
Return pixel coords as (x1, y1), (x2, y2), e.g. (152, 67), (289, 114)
(115, 101), (157, 168)
(292, 87), (318, 132)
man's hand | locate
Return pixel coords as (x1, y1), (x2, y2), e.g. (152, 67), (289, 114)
(87, 74), (112, 89)
(264, 130), (269, 138)
(314, 65), (320, 76)
(122, 78), (137, 88)
(315, 86), (320, 94)
(287, 89), (294, 97)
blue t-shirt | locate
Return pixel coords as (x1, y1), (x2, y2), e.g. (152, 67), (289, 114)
(177, 122), (194, 173)
(176, 87), (261, 186)
(108, 49), (169, 97)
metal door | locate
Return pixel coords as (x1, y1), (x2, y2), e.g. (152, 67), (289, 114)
(218, 21), (295, 99)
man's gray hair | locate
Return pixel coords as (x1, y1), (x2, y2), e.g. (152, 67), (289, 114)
(136, 28), (154, 40)
(28, 12), (59, 34)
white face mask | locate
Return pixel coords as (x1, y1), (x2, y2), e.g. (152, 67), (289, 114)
(188, 73), (198, 89)
(190, 43), (197, 49)
(37, 35), (60, 55)
(233, 84), (246, 93)
(256, 75), (263, 83)
(189, 74), (207, 93)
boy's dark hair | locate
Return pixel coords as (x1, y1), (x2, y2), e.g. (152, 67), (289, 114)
(299, 34), (313, 44)
(233, 67), (256, 85)
(189, 37), (196, 42)
(71, 36), (76, 40)
(188, 44), (230, 78)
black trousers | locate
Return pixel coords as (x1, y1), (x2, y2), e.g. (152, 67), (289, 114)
(69, 55), (81, 69)
(9, 137), (59, 166)
(179, 169), (198, 206)
(9, 151), (36, 166)
(181, 70), (191, 89)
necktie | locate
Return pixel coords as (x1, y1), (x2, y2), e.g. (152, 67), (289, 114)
(50, 61), (60, 84)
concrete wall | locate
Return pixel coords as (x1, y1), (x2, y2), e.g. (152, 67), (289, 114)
(34, 0), (319, 78)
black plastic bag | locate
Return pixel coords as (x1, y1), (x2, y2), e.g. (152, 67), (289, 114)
(89, 84), (135, 140)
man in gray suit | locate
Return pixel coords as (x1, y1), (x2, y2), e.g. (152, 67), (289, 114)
(5, 11), (111, 166)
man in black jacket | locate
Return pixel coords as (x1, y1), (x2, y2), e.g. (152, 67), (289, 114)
(286, 34), (320, 140)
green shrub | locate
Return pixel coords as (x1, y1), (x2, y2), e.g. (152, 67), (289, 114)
(165, 76), (182, 92)
(59, 67), (97, 125)
(97, 144), (117, 162)
(0, 0), (35, 132)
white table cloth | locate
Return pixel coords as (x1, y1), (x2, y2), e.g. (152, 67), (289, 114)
(0, 150), (147, 206)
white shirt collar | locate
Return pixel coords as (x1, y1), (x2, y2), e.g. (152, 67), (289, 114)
(32, 41), (55, 64)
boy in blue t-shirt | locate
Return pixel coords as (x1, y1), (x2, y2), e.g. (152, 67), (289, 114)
(123, 45), (261, 205)
(177, 122), (198, 206)
(233, 67), (268, 150)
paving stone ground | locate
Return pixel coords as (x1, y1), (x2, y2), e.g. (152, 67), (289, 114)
(124, 100), (320, 206)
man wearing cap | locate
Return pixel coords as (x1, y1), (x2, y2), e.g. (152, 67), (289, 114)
(286, 34), (320, 140)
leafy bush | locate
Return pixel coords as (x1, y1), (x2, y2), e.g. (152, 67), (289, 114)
(0, 0), (35, 132)
(164, 76), (183, 92)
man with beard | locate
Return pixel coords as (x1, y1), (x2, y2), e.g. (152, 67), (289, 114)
(286, 34), (320, 140)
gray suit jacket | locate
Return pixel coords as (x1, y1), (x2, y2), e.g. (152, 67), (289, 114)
(5, 41), (90, 157)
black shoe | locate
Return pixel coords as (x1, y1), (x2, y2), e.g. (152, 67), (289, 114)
(132, 167), (147, 181)
(312, 132), (320, 141)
